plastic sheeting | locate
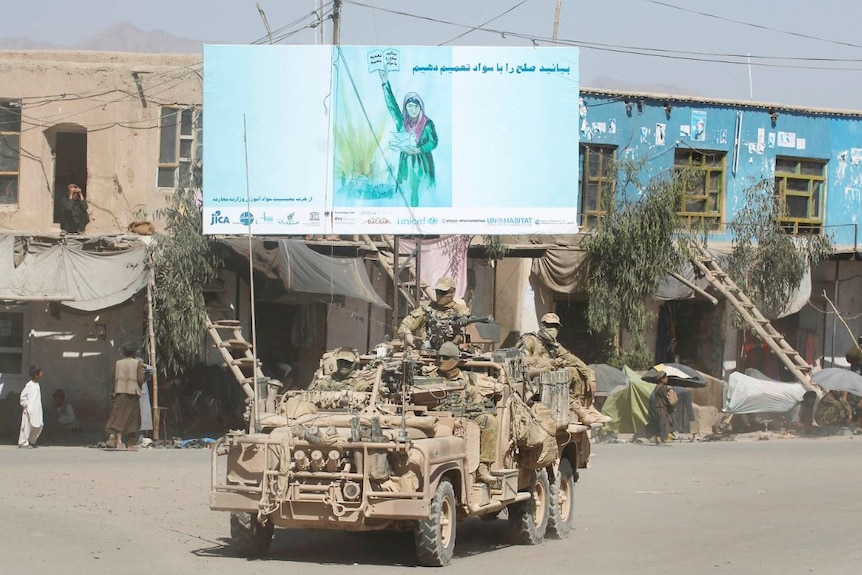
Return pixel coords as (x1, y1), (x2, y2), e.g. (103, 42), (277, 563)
(397, 236), (470, 300)
(812, 368), (862, 396)
(0, 235), (148, 311)
(219, 238), (388, 308)
(723, 371), (806, 414)
(601, 366), (656, 434)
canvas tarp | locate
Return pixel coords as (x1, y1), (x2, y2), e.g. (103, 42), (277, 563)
(0, 234), (148, 311)
(723, 371), (806, 414)
(218, 238), (388, 308)
(601, 366), (656, 434)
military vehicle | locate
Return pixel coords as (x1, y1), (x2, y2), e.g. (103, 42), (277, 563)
(209, 345), (593, 566)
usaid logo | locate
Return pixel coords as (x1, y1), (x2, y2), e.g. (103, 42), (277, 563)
(210, 210), (230, 225)
(239, 212), (255, 226)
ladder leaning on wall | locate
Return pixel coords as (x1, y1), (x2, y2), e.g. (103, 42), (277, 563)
(688, 244), (816, 393)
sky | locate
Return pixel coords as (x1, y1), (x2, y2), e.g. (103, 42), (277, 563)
(3, 0), (862, 110)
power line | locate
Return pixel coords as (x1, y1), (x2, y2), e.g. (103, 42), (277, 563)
(437, 0), (531, 46)
(643, 0), (862, 51)
(344, 0), (862, 72)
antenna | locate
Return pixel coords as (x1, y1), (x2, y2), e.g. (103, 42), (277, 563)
(243, 114), (261, 433)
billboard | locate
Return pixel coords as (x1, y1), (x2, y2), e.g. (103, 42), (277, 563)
(203, 45), (579, 235)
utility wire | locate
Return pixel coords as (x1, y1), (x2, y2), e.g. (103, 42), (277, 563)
(437, 0), (531, 46)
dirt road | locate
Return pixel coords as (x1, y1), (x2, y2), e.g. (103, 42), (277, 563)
(2, 436), (861, 574)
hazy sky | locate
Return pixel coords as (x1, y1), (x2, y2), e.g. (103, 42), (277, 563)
(2, 0), (862, 110)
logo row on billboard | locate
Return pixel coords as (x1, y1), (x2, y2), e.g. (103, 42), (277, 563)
(207, 210), (322, 227)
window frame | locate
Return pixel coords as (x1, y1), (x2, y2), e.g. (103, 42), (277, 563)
(0, 305), (27, 378)
(579, 144), (617, 230)
(157, 105), (198, 189)
(0, 100), (22, 206)
(674, 148), (726, 232)
(773, 156), (826, 234)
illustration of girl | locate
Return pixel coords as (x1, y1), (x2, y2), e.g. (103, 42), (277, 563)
(379, 69), (438, 207)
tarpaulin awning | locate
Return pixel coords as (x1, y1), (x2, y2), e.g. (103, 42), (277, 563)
(0, 234), (148, 311)
(218, 238), (388, 308)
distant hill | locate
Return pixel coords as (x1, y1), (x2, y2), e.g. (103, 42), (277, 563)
(0, 21), (206, 53)
(587, 74), (696, 97)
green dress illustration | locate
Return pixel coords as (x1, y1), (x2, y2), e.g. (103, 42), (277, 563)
(382, 81), (437, 207)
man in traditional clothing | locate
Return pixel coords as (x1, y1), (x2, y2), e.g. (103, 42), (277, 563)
(518, 313), (610, 425)
(105, 343), (145, 449)
(18, 365), (44, 448)
(649, 371), (676, 445)
(398, 276), (470, 350)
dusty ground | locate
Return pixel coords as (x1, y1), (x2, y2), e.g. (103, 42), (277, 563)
(1, 435), (861, 574)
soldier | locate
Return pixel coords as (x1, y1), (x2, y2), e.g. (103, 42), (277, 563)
(433, 342), (499, 485)
(518, 312), (610, 425)
(398, 276), (471, 350)
(309, 348), (374, 392)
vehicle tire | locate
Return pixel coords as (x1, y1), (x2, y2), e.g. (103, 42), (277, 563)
(230, 512), (274, 558)
(548, 459), (575, 539)
(507, 468), (550, 545)
(414, 479), (456, 566)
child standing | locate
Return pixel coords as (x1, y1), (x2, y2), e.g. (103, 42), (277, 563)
(18, 365), (44, 448)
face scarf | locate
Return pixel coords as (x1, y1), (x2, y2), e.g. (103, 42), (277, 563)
(538, 327), (559, 346)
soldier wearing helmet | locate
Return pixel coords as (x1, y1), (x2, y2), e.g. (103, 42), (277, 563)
(432, 342), (500, 485)
(398, 276), (471, 350)
(518, 313), (610, 425)
(310, 347), (374, 392)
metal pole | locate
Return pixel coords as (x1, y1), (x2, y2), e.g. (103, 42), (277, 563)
(146, 263), (160, 440)
(392, 236), (400, 338)
(332, 0), (342, 45)
(243, 115), (260, 433)
(314, 0), (324, 45)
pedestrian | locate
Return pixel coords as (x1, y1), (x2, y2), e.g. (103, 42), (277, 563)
(105, 343), (145, 449)
(649, 371), (677, 445)
(18, 365), (44, 449)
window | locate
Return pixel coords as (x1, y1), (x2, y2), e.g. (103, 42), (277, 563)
(0, 101), (22, 205)
(674, 149), (725, 231)
(774, 157), (825, 234)
(0, 308), (25, 375)
(580, 145), (616, 229)
(157, 106), (199, 189)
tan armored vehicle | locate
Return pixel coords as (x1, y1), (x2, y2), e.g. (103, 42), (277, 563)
(210, 345), (592, 566)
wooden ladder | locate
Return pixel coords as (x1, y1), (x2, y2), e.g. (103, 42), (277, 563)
(362, 235), (432, 308)
(205, 315), (259, 402)
(689, 244), (816, 392)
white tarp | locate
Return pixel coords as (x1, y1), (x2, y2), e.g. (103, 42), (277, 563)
(724, 371), (806, 414)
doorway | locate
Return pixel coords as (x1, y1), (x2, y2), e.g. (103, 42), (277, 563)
(52, 132), (87, 223)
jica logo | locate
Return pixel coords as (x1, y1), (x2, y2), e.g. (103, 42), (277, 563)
(239, 211), (255, 226)
(210, 210), (230, 225)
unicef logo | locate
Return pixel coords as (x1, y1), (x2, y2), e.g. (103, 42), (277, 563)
(239, 212), (255, 226)
(427, 217), (438, 225)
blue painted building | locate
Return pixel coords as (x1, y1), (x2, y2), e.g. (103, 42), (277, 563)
(578, 88), (861, 249)
(541, 89), (862, 381)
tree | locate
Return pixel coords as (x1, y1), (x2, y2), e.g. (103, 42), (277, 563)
(584, 159), (693, 357)
(149, 169), (221, 377)
(725, 179), (832, 319)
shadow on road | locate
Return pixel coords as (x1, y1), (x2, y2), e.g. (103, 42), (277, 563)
(192, 517), (514, 566)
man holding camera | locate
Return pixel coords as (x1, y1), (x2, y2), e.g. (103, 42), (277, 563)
(60, 183), (90, 233)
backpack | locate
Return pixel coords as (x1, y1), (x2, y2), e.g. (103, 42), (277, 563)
(666, 386), (679, 407)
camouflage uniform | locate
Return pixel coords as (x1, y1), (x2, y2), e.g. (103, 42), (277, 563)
(439, 370), (499, 464)
(309, 348), (374, 392)
(398, 277), (471, 349)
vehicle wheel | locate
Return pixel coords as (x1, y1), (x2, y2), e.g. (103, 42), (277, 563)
(230, 512), (274, 558)
(414, 479), (456, 566)
(508, 468), (550, 545)
(548, 459), (575, 539)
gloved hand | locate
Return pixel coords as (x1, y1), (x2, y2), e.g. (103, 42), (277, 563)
(402, 333), (416, 349)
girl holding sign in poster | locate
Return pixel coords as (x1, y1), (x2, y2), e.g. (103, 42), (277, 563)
(379, 69), (438, 208)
